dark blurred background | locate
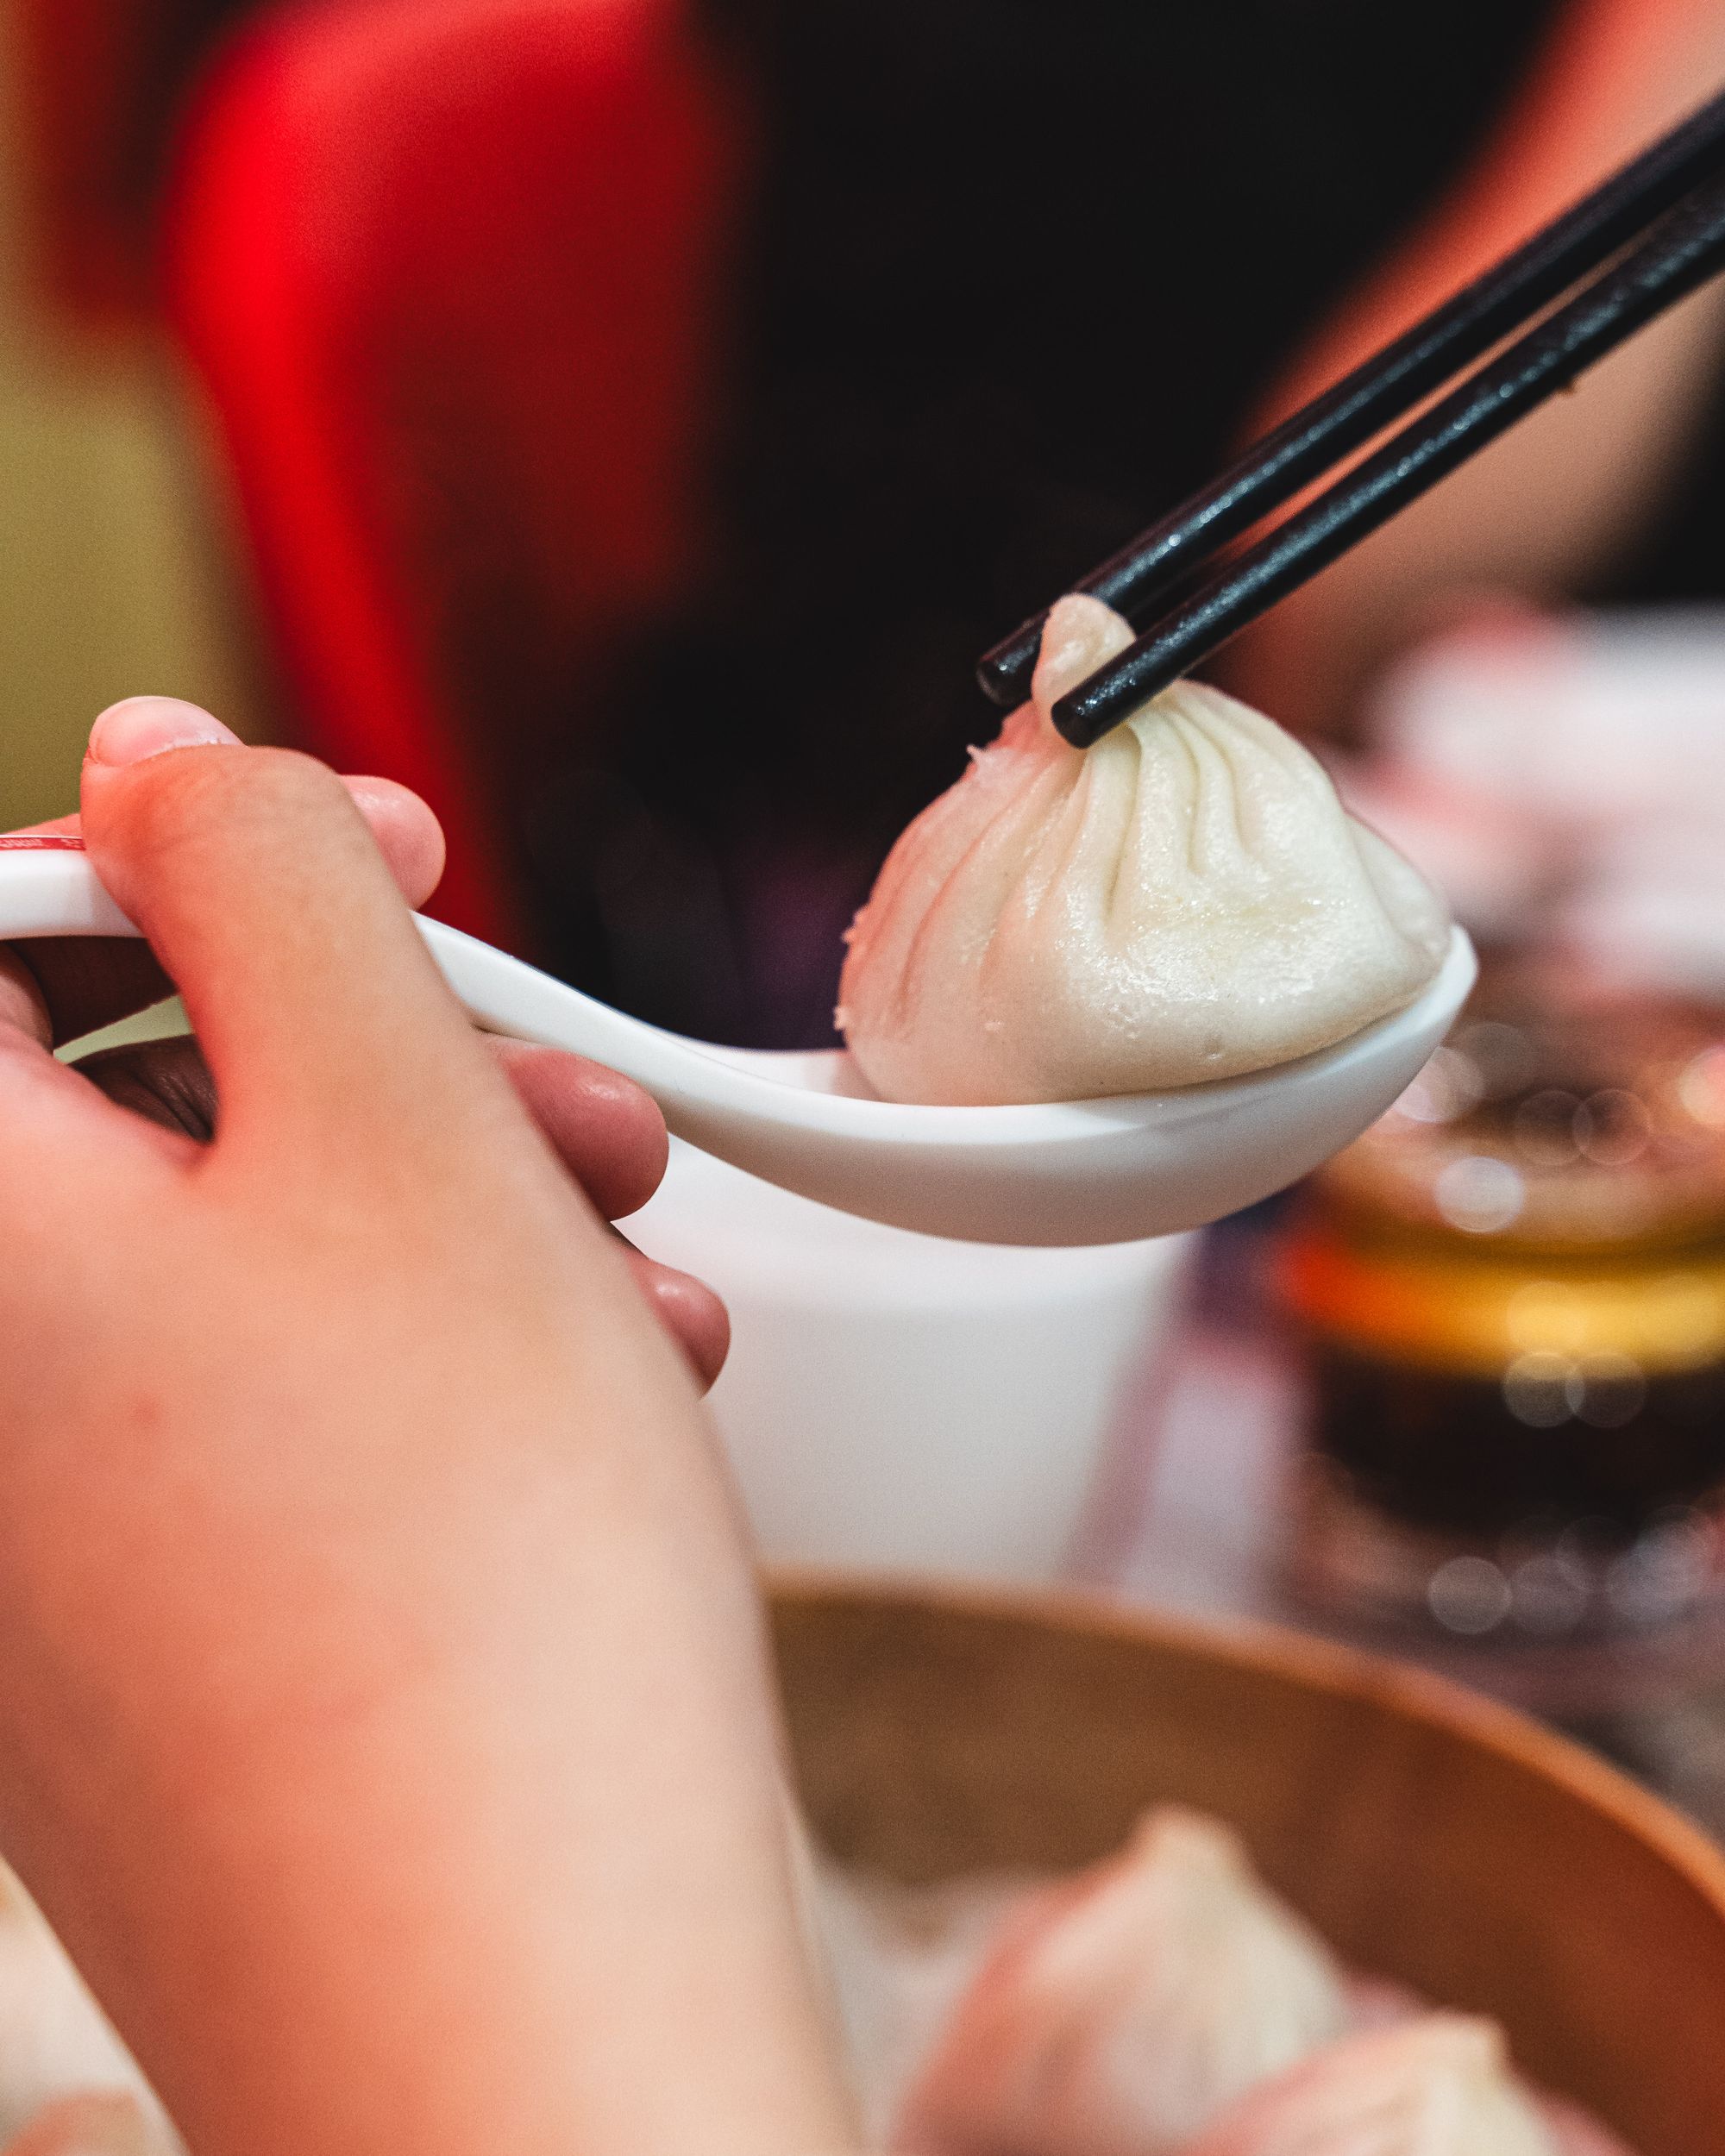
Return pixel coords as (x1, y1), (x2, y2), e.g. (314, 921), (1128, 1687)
(16, 0), (1725, 1045)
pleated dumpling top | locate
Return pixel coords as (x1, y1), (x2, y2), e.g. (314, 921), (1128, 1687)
(838, 596), (1450, 1105)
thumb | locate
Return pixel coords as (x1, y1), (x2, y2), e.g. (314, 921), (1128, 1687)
(79, 699), (494, 1156)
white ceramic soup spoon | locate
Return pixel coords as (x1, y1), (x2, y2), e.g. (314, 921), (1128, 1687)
(0, 840), (1475, 1246)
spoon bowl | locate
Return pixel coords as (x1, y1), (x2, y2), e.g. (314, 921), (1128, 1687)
(0, 842), (1476, 1245)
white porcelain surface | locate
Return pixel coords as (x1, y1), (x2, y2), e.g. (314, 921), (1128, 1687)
(0, 844), (1475, 1247)
(630, 1139), (1195, 1579)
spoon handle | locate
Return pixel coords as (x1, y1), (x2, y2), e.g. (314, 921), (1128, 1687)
(0, 839), (718, 1092)
(0, 840), (559, 1040)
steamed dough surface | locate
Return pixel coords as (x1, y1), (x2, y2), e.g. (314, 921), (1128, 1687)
(837, 597), (1450, 1106)
(1182, 2016), (1558, 2156)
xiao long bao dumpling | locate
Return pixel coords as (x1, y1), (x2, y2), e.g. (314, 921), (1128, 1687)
(1182, 2015), (1559, 2155)
(837, 596), (1451, 1106)
(897, 1808), (1348, 2156)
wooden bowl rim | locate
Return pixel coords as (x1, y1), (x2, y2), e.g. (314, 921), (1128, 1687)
(766, 1566), (1725, 1909)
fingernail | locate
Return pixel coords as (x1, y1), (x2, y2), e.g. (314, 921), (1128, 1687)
(88, 698), (241, 768)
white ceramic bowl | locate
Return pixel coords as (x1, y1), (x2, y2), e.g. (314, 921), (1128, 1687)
(629, 1139), (1193, 1580)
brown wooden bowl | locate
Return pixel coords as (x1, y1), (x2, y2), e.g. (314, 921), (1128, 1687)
(769, 1574), (1725, 2153)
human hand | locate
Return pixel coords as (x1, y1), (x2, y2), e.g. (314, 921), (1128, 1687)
(0, 700), (848, 2156)
(4, 705), (727, 1389)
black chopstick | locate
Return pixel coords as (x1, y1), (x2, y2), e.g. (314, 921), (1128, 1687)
(976, 83), (1725, 715)
(1051, 162), (1725, 749)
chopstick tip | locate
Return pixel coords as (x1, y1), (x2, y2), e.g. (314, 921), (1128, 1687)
(976, 613), (1047, 706)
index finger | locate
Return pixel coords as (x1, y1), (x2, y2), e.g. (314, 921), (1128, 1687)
(78, 721), (497, 1159)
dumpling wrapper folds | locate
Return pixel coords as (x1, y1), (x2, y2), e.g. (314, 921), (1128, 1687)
(896, 1808), (1348, 2156)
(838, 596), (1450, 1105)
(1182, 2014), (1558, 2155)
